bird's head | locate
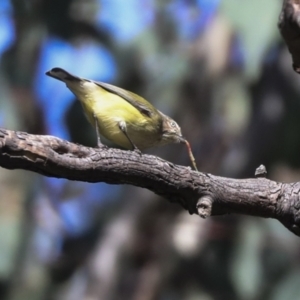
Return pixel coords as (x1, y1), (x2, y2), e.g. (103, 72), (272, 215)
(160, 113), (185, 145)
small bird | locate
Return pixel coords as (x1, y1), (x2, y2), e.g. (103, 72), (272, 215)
(45, 68), (198, 170)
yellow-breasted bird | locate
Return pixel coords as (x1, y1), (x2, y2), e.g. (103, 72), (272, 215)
(45, 68), (198, 170)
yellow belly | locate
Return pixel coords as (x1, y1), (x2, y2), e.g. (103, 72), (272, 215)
(68, 81), (160, 149)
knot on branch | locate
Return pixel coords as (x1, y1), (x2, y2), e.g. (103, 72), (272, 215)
(196, 196), (213, 219)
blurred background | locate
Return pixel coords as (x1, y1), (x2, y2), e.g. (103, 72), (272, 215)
(1, 0), (300, 299)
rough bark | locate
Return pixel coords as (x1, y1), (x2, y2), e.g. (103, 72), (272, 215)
(0, 128), (299, 236)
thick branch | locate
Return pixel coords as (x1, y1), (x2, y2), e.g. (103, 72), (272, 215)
(0, 128), (299, 236)
(278, 0), (300, 73)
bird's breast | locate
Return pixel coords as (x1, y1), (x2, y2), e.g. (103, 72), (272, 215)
(74, 83), (161, 149)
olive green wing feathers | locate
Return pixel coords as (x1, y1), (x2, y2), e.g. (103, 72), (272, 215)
(93, 81), (160, 119)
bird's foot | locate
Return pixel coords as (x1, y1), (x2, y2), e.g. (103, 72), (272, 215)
(96, 142), (108, 150)
(132, 146), (142, 156)
(96, 137), (108, 149)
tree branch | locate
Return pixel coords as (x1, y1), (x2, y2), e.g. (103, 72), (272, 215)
(278, 0), (300, 73)
(0, 128), (299, 236)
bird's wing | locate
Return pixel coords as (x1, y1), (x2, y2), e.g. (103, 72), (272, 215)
(93, 81), (157, 118)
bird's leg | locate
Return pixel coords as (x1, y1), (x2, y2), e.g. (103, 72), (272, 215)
(118, 121), (141, 154)
(93, 113), (106, 148)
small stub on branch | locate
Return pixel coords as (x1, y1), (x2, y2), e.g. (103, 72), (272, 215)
(255, 164), (267, 178)
(196, 196), (213, 219)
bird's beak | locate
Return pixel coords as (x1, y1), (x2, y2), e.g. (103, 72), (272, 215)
(45, 69), (62, 81)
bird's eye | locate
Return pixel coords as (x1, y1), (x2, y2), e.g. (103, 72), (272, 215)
(171, 121), (176, 127)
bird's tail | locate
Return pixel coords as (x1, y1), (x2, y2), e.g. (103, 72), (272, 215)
(45, 67), (81, 82)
